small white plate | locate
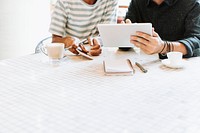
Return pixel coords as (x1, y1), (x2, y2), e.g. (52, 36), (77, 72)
(161, 59), (184, 69)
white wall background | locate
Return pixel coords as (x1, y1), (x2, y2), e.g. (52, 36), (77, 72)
(0, 0), (51, 60)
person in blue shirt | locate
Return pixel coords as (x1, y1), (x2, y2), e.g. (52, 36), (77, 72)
(125, 0), (200, 58)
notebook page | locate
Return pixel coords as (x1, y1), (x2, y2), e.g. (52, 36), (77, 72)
(104, 59), (133, 73)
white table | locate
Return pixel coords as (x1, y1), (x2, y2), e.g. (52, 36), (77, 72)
(0, 48), (200, 133)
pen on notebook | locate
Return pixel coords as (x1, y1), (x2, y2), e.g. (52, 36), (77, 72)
(135, 62), (148, 73)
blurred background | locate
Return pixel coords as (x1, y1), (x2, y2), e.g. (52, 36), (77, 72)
(0, 0), (131, 60)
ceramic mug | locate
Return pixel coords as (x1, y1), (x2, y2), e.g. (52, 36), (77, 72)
(41, 43), (65, 63)
(167, 51), (183, 65)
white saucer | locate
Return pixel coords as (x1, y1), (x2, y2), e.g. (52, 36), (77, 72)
(161, 59), (184, 69)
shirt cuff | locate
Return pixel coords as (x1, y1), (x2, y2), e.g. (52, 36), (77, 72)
(178, 40), (193, 58)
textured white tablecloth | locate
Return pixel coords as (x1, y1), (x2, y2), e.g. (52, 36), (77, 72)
(0, 48), (200, 133)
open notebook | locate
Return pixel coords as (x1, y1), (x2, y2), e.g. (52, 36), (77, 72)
(103, 59), (134, 76)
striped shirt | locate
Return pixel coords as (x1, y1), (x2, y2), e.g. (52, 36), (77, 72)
(49, 0), (118, 40)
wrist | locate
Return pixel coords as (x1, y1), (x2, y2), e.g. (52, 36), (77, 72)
(159, 41), (166, 54)
(160, 41), (175, 55)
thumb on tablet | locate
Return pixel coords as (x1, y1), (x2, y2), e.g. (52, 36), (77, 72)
(120, 19), (132, 24)
(125, 19), (132, 24)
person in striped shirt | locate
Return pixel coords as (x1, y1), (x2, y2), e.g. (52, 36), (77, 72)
(49, 0), (118, 56)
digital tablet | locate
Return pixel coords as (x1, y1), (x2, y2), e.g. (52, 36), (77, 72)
(97, 23), (152, 47)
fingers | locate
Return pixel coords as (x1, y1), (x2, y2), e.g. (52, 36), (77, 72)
(87, 37), (93, 46)
(68, 44), (79, 55)
(131, 31), (154, 47)
(79, 44), (89, 54)
(64, 36), (77, 48)
(125, 19), (132, 24)
(130, 31), (164, 54)
(131, 40), (152, 54)
(91, 38), (101, 50)
(120, 19), (132, 24)
(120, 21), (125, 24)
(89, 49), (102, 56)
(135, 31), (152, 41)
(131, 35), (149, 46)
(152, 30), (159, 37)
(69, 37), (102, 56)
(89, 38), (102, 56)
(90, 45), (101, 50)
(93, 38), (100, 46)
(65, 36), (103, 56)
(130, 32), (152, 54)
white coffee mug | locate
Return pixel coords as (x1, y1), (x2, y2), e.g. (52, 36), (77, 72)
(41, 43), (65, 59)
(167, 52), (183, 65)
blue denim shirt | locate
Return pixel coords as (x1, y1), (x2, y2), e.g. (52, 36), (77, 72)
(125, 0), (200, 58)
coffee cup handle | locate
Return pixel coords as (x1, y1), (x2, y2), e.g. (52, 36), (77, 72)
(40, 45), (48, 56)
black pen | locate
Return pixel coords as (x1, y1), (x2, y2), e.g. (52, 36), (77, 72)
(135, 62), (148, 73)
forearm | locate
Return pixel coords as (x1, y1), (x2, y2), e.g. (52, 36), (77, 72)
(173, 42), (187, 55)
(179, 37), (200, 57)
(52, 34), (75, 48)
(52, 34), (65, 43)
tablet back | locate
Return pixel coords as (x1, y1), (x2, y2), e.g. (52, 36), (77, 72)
(97, 23), (152, 47)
